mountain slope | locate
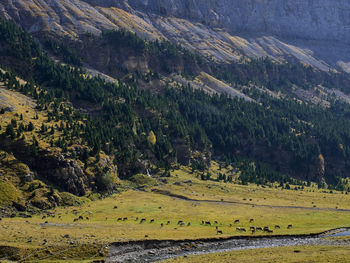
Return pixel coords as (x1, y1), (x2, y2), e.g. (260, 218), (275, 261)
(2, 0), (350, 72)
(3, 16), (350, 190)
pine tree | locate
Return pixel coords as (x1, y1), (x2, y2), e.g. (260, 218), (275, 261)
(27, 122), (34, 131)
(5, 124), (15, 139)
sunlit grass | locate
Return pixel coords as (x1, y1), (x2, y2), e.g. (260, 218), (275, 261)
(161, 245), (350, 263)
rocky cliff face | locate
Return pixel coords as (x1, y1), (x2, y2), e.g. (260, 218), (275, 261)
(122, 0), (350, 43)
(2, 0), (350, 71)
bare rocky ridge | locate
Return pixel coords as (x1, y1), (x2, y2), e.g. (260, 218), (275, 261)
(1, 0), (350, 72)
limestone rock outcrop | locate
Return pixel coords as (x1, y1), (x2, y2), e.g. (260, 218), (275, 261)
(2, 0), (350, 71)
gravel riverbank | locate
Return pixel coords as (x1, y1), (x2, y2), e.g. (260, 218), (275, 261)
(106, 228), (350, 263)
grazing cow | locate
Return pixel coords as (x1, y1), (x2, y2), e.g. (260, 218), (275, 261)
(251, 229), (256, 234)
(117, 218), (122, 221)
(229, 224), (233, 227)
(86, 217), (89, 220)
(234, 220), (240, 224)
(205, 221), (211, 226)
(256, 227), (263, 231)
(179, 222), (185, 226)
(250, 226), (255, 231)
(140, 218), (146, 224)
(288, 224), (293, 229)
(150, 219), (155, 223)
(177, 220), (184, 225)
(214, 221), (218, 224)
(42, 216), (46, 219)
(217, 230), (223, 235)
(267, 229), (274, 233)
(78, 216), (83, 220)
(58, 216), (62, 219)
(135, 217), (139, 221)
(161, 223), (164, 227)
(250, 219), (254, 223)
(263, 226), (269, 232)
(167, 221), (170, 225)
(275, 225), (280, 229)
(187, 222), (191, 226)
(123, 217), (128, 221)
(215, 226), (219, 230)
(73, 218), (78, 222)
(145, 235), (149, 238)
(236, 227), (246, 232)
(201, 220), (205, 225)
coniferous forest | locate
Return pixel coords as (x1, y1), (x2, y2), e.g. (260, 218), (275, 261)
(2, 17), (350, 191)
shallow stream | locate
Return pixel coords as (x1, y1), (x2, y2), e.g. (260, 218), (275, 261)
(106, 228), (350, 262)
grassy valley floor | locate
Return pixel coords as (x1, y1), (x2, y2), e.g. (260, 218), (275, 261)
(1, 166), (350, 261)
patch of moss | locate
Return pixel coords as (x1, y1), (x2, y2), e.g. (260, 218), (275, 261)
(58, 192), (89, 206)
(129, 174), (158, 187)
(0, 180), (20, 206)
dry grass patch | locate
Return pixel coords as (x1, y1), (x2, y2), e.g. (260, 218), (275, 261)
(160, 245), (350, 263)
(154, 164), (350, 210)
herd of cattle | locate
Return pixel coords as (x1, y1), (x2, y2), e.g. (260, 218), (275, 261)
(40, 210), (294, 237)
(110, 216), (293, 235)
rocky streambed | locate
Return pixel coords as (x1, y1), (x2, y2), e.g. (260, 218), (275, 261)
(106, 229), (350, 263)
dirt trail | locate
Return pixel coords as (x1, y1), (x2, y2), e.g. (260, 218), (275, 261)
(106, 228), (350, 263)
(151, 189), (350, 212)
